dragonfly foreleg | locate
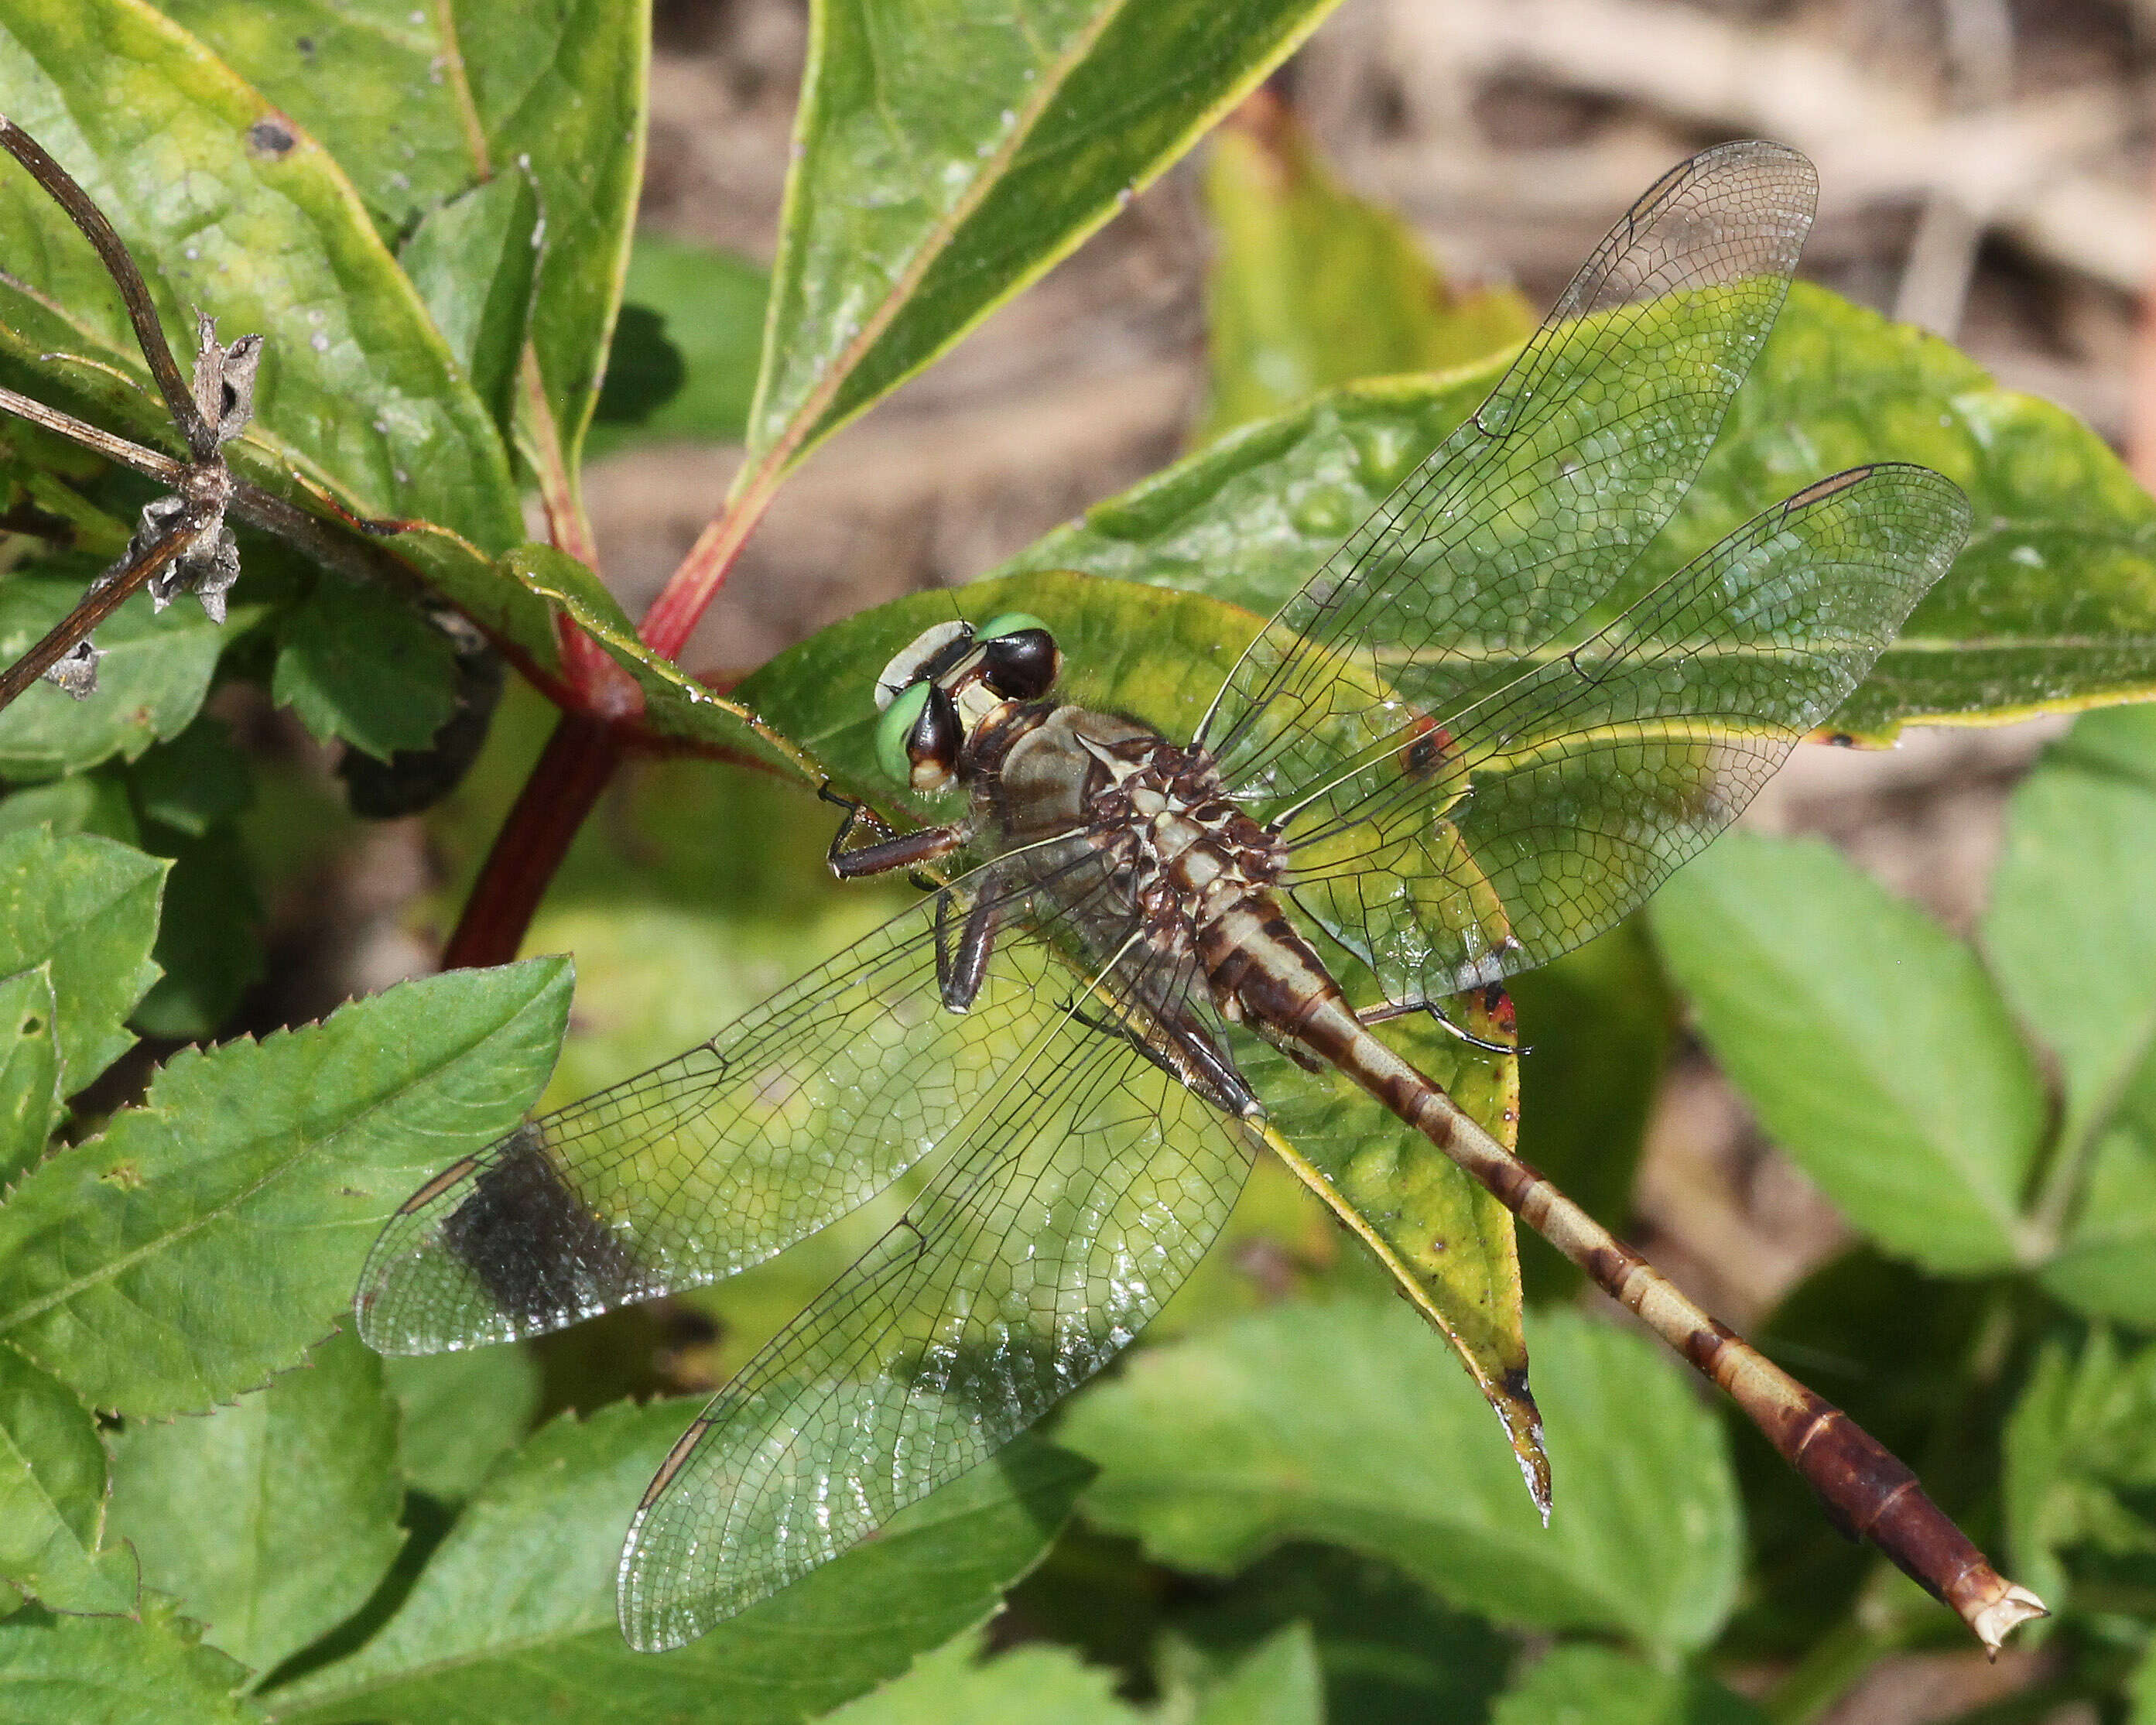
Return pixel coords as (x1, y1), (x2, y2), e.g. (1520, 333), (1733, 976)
(820, 782), (969, 882)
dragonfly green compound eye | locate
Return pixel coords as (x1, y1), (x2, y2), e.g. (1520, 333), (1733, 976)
(874, 681), (931, 785)
(974, 611), (1049, 641)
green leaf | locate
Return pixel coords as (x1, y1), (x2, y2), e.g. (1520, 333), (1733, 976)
(0, 957), (571, 1416)
(737, 571), (1541, 1492)
(108, 1325), (402, 1680)
(272, 578), (459, 762)
(0, 1595), (250, 1724)
(397, 172), (542, 435)
(1187, 1621), (1323, 1725)
(1986, 727), (2156, 1131)
(2133, 1634), (2156, 1723)
(0, 0), (522, 551)
(497, 543), (816, 773)
(1169, 1544), (1513, 1725)
(1651, 289), (2156, 740)
(1648, 832), (2046, 1274)
(2048, 703), (2156, 792)
(0, 574), (225, 780)
(1063, 1302), (1742, 1655)
(0, 966), (61, 1188)
(1507, 919), (1674, 1302)
(269, 1422), (1088, 1723)
(586, 234), (768, 456)
(1248, 992), (1542, 1502)
(1197, 96), (1529, 444)
(461, 0), (649, 468)
(133, 826), (264, 1042)
(823, 1637), (1138, 1725)
(996, 282), (2156, 740)
(590, 304), (682, 428)
(2004, 1326), (2156, 1617)
(126, 719), (252, 842)
(2035, 1098), (2156, 1327)
(1492, 1646), (1764, 1725)
(0, 1343), (137, 1616)
(1980, 720), (2156, 1321)
(153, 0), (482, 236)
(0, 774), (140, 847)
(379, 1345), (541, 1503)
(745, 0), (1340, 480)
(0, 827), (163, 1097)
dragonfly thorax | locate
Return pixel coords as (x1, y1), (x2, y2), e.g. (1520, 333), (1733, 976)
(984, 710), (1288, 936)
(1090, 743), (1287, 920)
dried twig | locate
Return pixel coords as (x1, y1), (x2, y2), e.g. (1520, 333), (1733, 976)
(0, 116), (409, 714)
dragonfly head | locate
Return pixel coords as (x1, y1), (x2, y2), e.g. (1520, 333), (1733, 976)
(872, 612), (1061, 794)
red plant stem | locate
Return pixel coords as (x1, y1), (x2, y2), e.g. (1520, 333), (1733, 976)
(447, 352), (792, 968)
(440, 711), (625, 970)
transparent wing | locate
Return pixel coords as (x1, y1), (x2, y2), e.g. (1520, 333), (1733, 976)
(1281, 465), (1970, 1000)
(1199, 138), (1818, 814)
(356, 847), (1137, 1354)
(614, 939), (1260, 1650)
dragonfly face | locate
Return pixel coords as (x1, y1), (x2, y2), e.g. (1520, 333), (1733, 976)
(871, 611), (1062, 794)
(356, 139), (2043, 1655)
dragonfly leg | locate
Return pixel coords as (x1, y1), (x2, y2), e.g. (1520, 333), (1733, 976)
(1360, 991), (1527, 1056)
(820, 782), (969, 881)
(934, 885), (1004, 1011)
(1250, 1017), (1328, 1075)
(1066, 991), (1258, 1117)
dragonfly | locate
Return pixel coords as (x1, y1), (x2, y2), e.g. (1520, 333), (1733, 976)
(357, 139), (2045, 1655)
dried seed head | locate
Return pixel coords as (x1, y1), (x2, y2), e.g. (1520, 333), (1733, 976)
(190, 313), (263, 448)
(41, 638), (101, 699)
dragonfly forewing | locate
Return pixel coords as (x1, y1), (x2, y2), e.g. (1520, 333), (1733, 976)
(1280, 464), (1972, 998)
(616, 937), (1261, 1651)
(357, 852), (1154, 1354)
(1203, 138), (1817, 818)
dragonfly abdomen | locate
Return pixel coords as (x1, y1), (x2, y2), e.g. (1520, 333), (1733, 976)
(1290, 1001), (2045, 1654)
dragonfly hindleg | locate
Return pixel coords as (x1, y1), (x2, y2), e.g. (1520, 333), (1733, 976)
(1360, 991), (1525, 1056)
(933, 881), (1004, 1011)
(1065, 990), (1258, 1118)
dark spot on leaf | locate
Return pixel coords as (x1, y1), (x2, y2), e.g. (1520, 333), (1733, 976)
(248, 117), (296, 158)
(295, 35), (315, 56)
(19, 1014), (40, 1035)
